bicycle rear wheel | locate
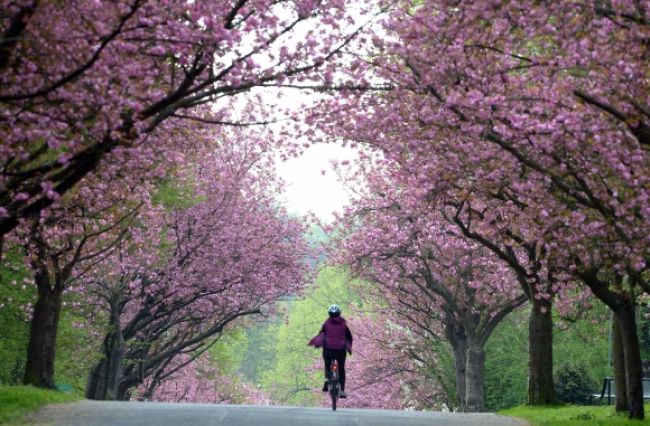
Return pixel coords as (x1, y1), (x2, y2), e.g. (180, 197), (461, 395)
(329, 359), (339, 411)
(330, 381), (338, 411)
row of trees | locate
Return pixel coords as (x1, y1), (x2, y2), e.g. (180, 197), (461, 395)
(0, 0), (370, 402)
(247, 266), (615, 411)
(314, 0), (649, 418)
(1, 0), (647, 416)
(83, 134), (312, 401)
(255, 267), (443, 409)
(1, 121), (313, 399)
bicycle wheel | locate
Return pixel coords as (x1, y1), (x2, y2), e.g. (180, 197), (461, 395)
(330, 381), (338, 411)
(329, 359), (339, 411)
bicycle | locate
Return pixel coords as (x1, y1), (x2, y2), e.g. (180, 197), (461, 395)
(328, 358), (340, 411)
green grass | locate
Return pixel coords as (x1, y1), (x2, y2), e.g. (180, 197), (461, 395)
(0, 386), (80, 425)
(501, 404), (650, 425)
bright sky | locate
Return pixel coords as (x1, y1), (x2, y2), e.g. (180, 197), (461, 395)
(276, 143), (357, 222)
(240, 2), (375, 222)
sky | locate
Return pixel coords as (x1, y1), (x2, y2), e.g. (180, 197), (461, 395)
(276, 143), (357, 222)
(239, 2), (375, 222)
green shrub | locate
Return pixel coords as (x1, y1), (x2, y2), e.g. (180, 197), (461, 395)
(555, 363), (595, 405)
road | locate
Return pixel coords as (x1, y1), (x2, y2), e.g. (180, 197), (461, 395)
(26, 401), (526, 426)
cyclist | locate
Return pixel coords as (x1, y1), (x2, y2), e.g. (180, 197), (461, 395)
(309, 304), (353, 398)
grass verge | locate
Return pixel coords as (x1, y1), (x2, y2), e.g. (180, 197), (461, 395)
(0, 385), (80, 425)
(500, 404), (650, 425)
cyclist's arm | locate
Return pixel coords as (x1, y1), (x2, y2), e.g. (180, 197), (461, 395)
(345, 327), (353, 343)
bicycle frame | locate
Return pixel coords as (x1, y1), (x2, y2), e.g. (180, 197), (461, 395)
(328, 359), (340, 411)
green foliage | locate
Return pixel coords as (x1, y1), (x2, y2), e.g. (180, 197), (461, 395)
(54, 304), (103, 393)
(554, 303), (610, 391)
(637, 305), (650, 362)
(424, 339), (458, 408)
(0, 250), (34, 386)
(484, 307), (529, 410)
(555, 364), (595, 405)
(0, 385), (80, 425)
(153, 178), (200, 210)
(151, 178), (204, 261)
(238, 321), (279, 383)
(500, 404), (650, 426)
(208, 327), (250, 376)
(485, 300), (611, 411)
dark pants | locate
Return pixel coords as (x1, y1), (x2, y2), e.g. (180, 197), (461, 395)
(323, 349), (347, 391)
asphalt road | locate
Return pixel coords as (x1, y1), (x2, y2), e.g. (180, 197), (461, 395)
(26, 401), (526, 426)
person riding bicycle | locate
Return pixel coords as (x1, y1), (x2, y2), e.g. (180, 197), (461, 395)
(308, 304), (353, 398)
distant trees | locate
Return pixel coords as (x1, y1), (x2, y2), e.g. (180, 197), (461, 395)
(258, 266), (443, 410)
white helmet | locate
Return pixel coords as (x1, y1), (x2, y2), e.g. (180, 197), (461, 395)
(328, 304), (341, 314)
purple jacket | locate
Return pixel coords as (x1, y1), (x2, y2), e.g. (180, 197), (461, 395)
(309, 317), (353, 352)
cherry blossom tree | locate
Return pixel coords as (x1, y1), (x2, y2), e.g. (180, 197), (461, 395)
(143, 352), (271, 405)
(317, 114), (564, 406)
(84, 136), (312, 400)
(13, 168), (158, 388)
(314, 0), (648, 417)
(338, 314), (445, 410)
(331, 164), (526, 411)
(7, 114), (202, 388)
(0, 0), (375, 237)
(16, 201), (140, 389)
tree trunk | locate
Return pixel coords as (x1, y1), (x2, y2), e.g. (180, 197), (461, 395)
(527, 297), (557, 405)
(452, 340), (468, 411)
(86, 301), (126, 400)
(85, 359), (107, 399)
(445, 321), (468, 411)
(104, 310), (126, 400)
(612, 314), (628, 412)
(465, 342), (485, 412)
(616, 303), (644, 419)
(116, 377), (134, 401)
(23, 281), (63, 388)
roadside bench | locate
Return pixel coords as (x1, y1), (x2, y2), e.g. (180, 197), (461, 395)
(590, 377), (650, 404)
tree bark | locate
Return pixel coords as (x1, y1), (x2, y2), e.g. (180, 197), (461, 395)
(465, 342), (485, 412)
(85, 359), (106, 399)
(527, 297), (557, 405)
(116, 377), (134, 401)
(105, 341), (126, 400)
(577, 270), (644, 418)
(452, 340), (468, 411)
(105, 303), (126, 400)
(85, 301), (126, 400)
(445, 321), (468, 411)
(612, 314), (628, 412)
(616, 303), (644, 419)
(23, 279), (63, 388)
